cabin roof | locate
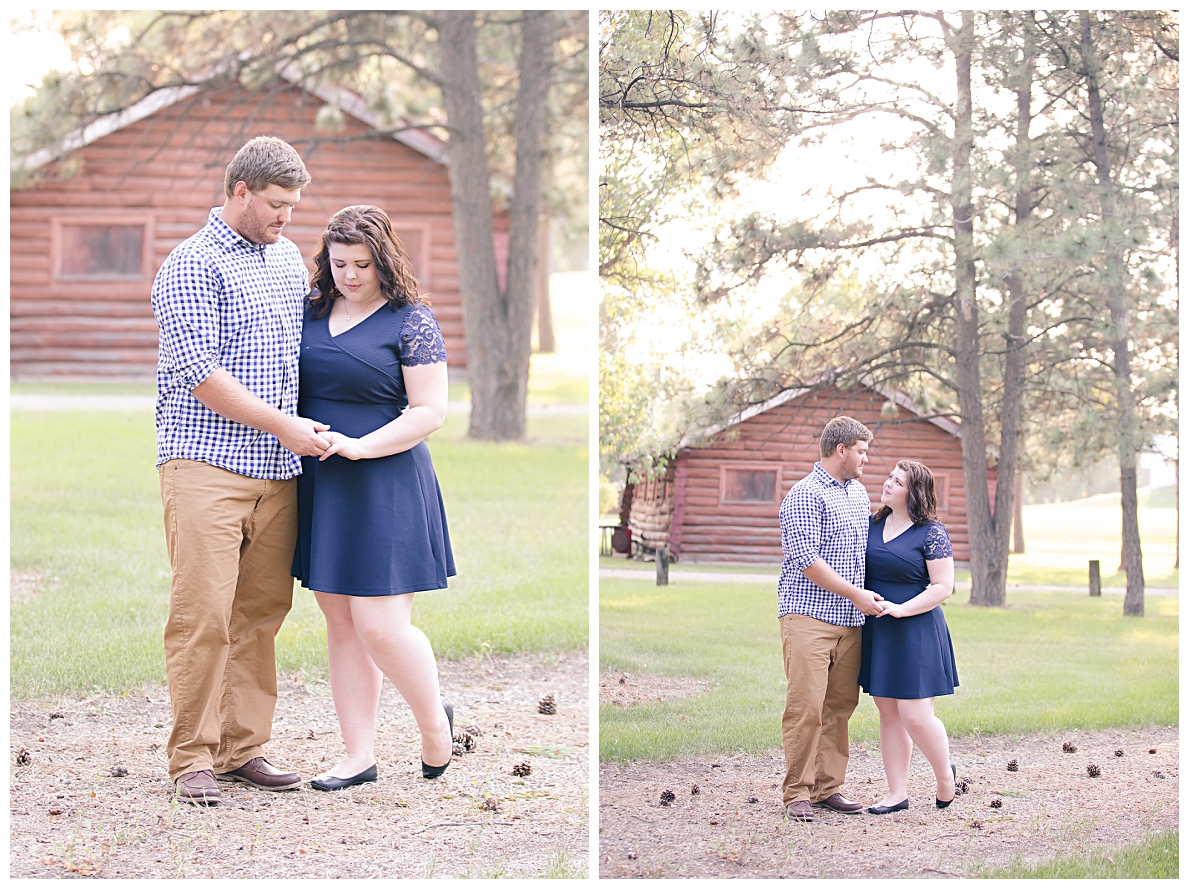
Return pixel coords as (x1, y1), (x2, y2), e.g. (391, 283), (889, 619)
(680, 380), (961, 449)
(20, 65), (448, 173)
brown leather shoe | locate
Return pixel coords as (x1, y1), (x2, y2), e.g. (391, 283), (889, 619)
(175, 769), (221, 806)
(216, 757), (301, 791)
(812, 792), (863, 813)
(785, 799), (814, 822)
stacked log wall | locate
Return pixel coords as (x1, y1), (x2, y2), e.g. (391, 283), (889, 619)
(673, 388), (986, 565)
(11, 84), (463, 378)
(627, 467), (676, 554)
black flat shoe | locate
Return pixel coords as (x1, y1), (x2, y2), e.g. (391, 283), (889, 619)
(422, 699), (454, 779)
(310, 764), (378, 791)
(867, 799), (909, 815)
(936, 763), (957, 808)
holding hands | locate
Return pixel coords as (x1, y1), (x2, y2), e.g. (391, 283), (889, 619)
(851, 587), (885, 616)
(318, 429), (367, 461)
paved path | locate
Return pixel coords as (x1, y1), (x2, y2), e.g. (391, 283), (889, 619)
(600, 568), (1177, 594)
(12, 394), (587, 415)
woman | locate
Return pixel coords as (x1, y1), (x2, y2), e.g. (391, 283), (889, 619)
(293, 205), (457, 790)
(858, 460), (958, 813)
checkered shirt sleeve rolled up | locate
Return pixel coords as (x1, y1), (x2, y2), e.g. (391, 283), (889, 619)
(777, 463), (871, 626)
(153, 210), (309, 480)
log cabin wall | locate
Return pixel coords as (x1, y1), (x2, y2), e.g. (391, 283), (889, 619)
(626, 465), (676, 554)
(11, 83), (464, 379)
(671, 388), (986, 565)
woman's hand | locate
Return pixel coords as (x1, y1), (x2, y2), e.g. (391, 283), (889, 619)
(878, 602), (907, 619)
(318, 430), (368, 461)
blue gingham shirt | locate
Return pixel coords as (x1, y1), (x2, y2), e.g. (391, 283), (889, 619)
(152, 209), (308, 479)
(777, 463), (871, 626)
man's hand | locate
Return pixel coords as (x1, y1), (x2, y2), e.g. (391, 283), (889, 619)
(850, 588), (885, 616)
(275, 416), (331, 456)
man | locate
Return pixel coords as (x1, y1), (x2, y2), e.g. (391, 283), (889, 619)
(153, 136), (330, 805)
(777, 415), (883, 822)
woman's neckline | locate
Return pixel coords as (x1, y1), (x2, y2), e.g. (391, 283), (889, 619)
(881, 512), (917, 544)
(327, 299), (388, 338)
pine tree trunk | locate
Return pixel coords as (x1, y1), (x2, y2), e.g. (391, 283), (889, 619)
(437, 11), (554, 440)
(951, 12), (1005, 608)
(536, 225), (556, 353)
(1080, 11), (1145, 615)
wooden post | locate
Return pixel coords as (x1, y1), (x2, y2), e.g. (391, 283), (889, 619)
(656, 547), (669, 586)
(1089, 560), (1101, 597)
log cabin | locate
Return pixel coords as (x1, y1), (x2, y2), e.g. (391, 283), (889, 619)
(622, 384), (995, 567)
(11, 77), (479, 379)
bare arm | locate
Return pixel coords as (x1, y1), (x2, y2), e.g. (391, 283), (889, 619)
(801, 559), (884, 616)
(317, 360), (448, 461)
(191, 368), (330, 457)
(879, 557), (955, 618)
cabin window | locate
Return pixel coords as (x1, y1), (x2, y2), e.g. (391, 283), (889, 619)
(934, 473), (950, 512)
(721, 464), (781, 504)
(52, 218), (151, 280)
(390, 223), (431, 286)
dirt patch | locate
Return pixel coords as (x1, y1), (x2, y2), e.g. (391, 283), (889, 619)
(599, 726), (1177, 878)
(11, 650), (588, 879)
(599, 672), (710, 707)
(11, 572), (42, 603)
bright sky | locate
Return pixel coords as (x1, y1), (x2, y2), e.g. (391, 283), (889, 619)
(9, 11), (73, 106)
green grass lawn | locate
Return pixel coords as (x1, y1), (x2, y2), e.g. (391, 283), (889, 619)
(11, 409), (588, 700)
(599, 578), (1177, 762)
(977, 828), (1178, 879)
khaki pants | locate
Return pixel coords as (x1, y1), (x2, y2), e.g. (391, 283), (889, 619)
(159, 459), (297, 781)
(779, 612), (862, 805)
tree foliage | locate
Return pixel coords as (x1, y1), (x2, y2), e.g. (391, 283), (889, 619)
(601, 10), (1177, 606)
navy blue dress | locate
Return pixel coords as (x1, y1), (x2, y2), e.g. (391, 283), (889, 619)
(858, 517), (958, 699)
(292, 301), (456, 596)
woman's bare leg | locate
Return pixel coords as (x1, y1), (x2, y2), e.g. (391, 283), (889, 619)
(348, 594), (453, 768)
(896, 697), (955, 802)
(873, 695), (913, 805)
(314, 590), (383, 778)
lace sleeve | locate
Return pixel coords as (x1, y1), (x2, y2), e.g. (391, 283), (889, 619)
(924, 522), (954, 560)
(399, 304), (448, 366)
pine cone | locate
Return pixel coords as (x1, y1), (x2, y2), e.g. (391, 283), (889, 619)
(955, 778), (970, 795)
(971, 819), (983, 829)
(511, 761), (532, 777)
(452, 741), (465, 757)
(453, 730), (477, 753)
(659, 789), (676, 806)
(480, 797), (500, 812)
(15, 747), (30, 766)
(1086, 763), (1101, 778)
(989, 798), (1003, 808)
(1149, 748), (1158, 754)
(462, 724), (483, 737)
(747, 796), (759, 804)
(1153, 770), (1166, 779)
(1006, 759), (1018, 772)
(1114, 749), (1125, 757)
(1062, 741), (1077, 753)
(110, 765), (128, 778)
(537, 694), (557, 715)
(691, 785), (700, 795)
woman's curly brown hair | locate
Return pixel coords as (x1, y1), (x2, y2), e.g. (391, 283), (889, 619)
(873, 460), (940, 526)
(309, 205), (424, 318)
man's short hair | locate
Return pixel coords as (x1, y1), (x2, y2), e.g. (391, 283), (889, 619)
(819, 416), (873, 459)
(223, 136), (312, 197)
